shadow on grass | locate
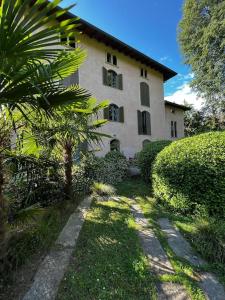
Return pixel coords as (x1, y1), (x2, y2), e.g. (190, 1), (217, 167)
(57, 197), (156, 300)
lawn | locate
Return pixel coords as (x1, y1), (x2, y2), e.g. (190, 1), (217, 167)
(117, 179), (225, 296)
(57, 178), (225, 300)
(57, 195), (157, 300)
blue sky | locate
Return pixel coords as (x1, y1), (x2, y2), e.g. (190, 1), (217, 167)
(62, 0), (202, 107)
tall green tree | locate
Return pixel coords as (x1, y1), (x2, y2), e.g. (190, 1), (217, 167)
(178, 0), (225, 109)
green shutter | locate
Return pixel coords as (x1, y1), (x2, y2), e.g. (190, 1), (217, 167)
(104, 107), (109, 120)
(146, 111), (151, 135)
(117, 74), (123, 90)
(102, 67), (108, 85)
(140, 82), (150, 106)
(137, 110), (142, 134)
(119, 106), (124, 123)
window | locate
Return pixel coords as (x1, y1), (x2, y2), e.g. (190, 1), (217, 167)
(110, 139), (120, 152)
(171, 121), (177, 138)
(137, 110), (151, 135)
(104, 104), (124, 123)
(109, 104), (119, 121)
(113, 55), (117, 66)
(143, 139), (150, 148)
(140, 68), (147, 78)
(102, 67), (123, 90)
(106, 52), (117, 66)
(107, 70), (117, 88)
(140, 82), (150, 106)
(60, 33), (76, 48)
(107, 52), (112, 63)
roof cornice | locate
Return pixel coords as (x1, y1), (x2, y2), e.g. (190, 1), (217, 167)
(57, 7), (177, 82)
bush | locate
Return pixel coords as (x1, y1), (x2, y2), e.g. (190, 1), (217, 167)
(152, 132), (225, 217)
(71, 151), (128, 195)
(137, 140), (171, 182)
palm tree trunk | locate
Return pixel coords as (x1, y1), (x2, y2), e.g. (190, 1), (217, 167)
(64, 141), (73, 200)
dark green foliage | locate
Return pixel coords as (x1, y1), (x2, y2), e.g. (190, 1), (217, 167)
(5, 155), (63, 219)
(184, 105), (225, 136)
(137, 140), (171, 182)
(0, 200), (78, 290)
(153, 132), (225, 216)
(178, 0), (225, 109)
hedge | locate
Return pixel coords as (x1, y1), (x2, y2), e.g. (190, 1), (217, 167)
(137, 140), (171, 182)
(152, 132), (225, 217)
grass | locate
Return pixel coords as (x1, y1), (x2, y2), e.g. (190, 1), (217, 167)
(57, 196), (157, 300)
(0, 198), (81, 298)
(117, 178), (225, 299)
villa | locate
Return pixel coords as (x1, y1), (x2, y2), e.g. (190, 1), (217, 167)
(63, 13), (189, 158)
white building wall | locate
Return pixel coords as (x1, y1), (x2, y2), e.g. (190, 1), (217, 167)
(78, 35), (167, 158)
(165, 105), (185, 140)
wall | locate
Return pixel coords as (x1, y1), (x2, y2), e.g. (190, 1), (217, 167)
(165, 105), (185, 140)
(78, 35), (167, 158)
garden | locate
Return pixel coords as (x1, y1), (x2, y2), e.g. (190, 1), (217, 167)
(0, 0), (224, 299)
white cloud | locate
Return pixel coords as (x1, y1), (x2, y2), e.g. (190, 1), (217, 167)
(159, 56), (172, 63)
(165, 83), (205, 110)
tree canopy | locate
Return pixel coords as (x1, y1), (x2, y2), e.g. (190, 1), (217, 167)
(178, 0), (225, 110)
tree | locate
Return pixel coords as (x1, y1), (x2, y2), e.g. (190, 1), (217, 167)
(184, 105), (225, 136)
(29, 99), (109, 200)
(178, 0), (225, 109)
(0, 0), (99, 253)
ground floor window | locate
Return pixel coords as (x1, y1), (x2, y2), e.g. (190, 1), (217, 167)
(171, 121), (177, 138)
(142, 139), (150, 148)
(110, 139), (120, 152)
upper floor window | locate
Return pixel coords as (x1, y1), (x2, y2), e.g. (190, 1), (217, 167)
(106, 52), (117, 66)
(104, 104), (124, 123)
(102, 67), (123, 90)
(140, 68), (147, 79)
(109, 104), (119, 121)
(137, 110), (151, 135)
(107, 70), (117, 88)
(140, 82), (150, 107)
(171, 121), (177, 138)
(60, 33), (76, 48)
(110, 139), (120, 152)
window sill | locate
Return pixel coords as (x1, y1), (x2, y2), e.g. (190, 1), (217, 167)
(105, 62), (119, 68)
(140, 76), (149, 80)
(103, 83), (122, 90)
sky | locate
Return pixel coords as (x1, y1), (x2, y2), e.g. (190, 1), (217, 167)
(62, 0), (204, 108)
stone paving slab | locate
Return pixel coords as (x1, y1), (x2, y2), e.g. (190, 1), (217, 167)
(131, 204), (190, 299)
(23, 196), (92, 300)
(159, 218), (225, 300)
(158, 218), (205, 266)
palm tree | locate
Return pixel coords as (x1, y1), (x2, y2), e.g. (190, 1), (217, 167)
(0, 0), (100, 249)
(27, 98), (109, 200)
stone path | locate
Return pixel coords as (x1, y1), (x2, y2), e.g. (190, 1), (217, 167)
(23, 196), (92, 300)
(131, 203), (190, 299)
(159, 218), (225, 300)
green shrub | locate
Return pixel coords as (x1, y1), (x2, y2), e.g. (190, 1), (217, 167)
(137, 140), (171, 182)
(152, 132), (225, 216)
(75, 151), (128, 188)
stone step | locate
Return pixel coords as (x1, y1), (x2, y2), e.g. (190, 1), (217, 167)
(131, 204), (190, 299)
(159, 218), (225, 300)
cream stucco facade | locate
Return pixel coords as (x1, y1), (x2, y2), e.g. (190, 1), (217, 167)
(62, 16), (188, 158)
